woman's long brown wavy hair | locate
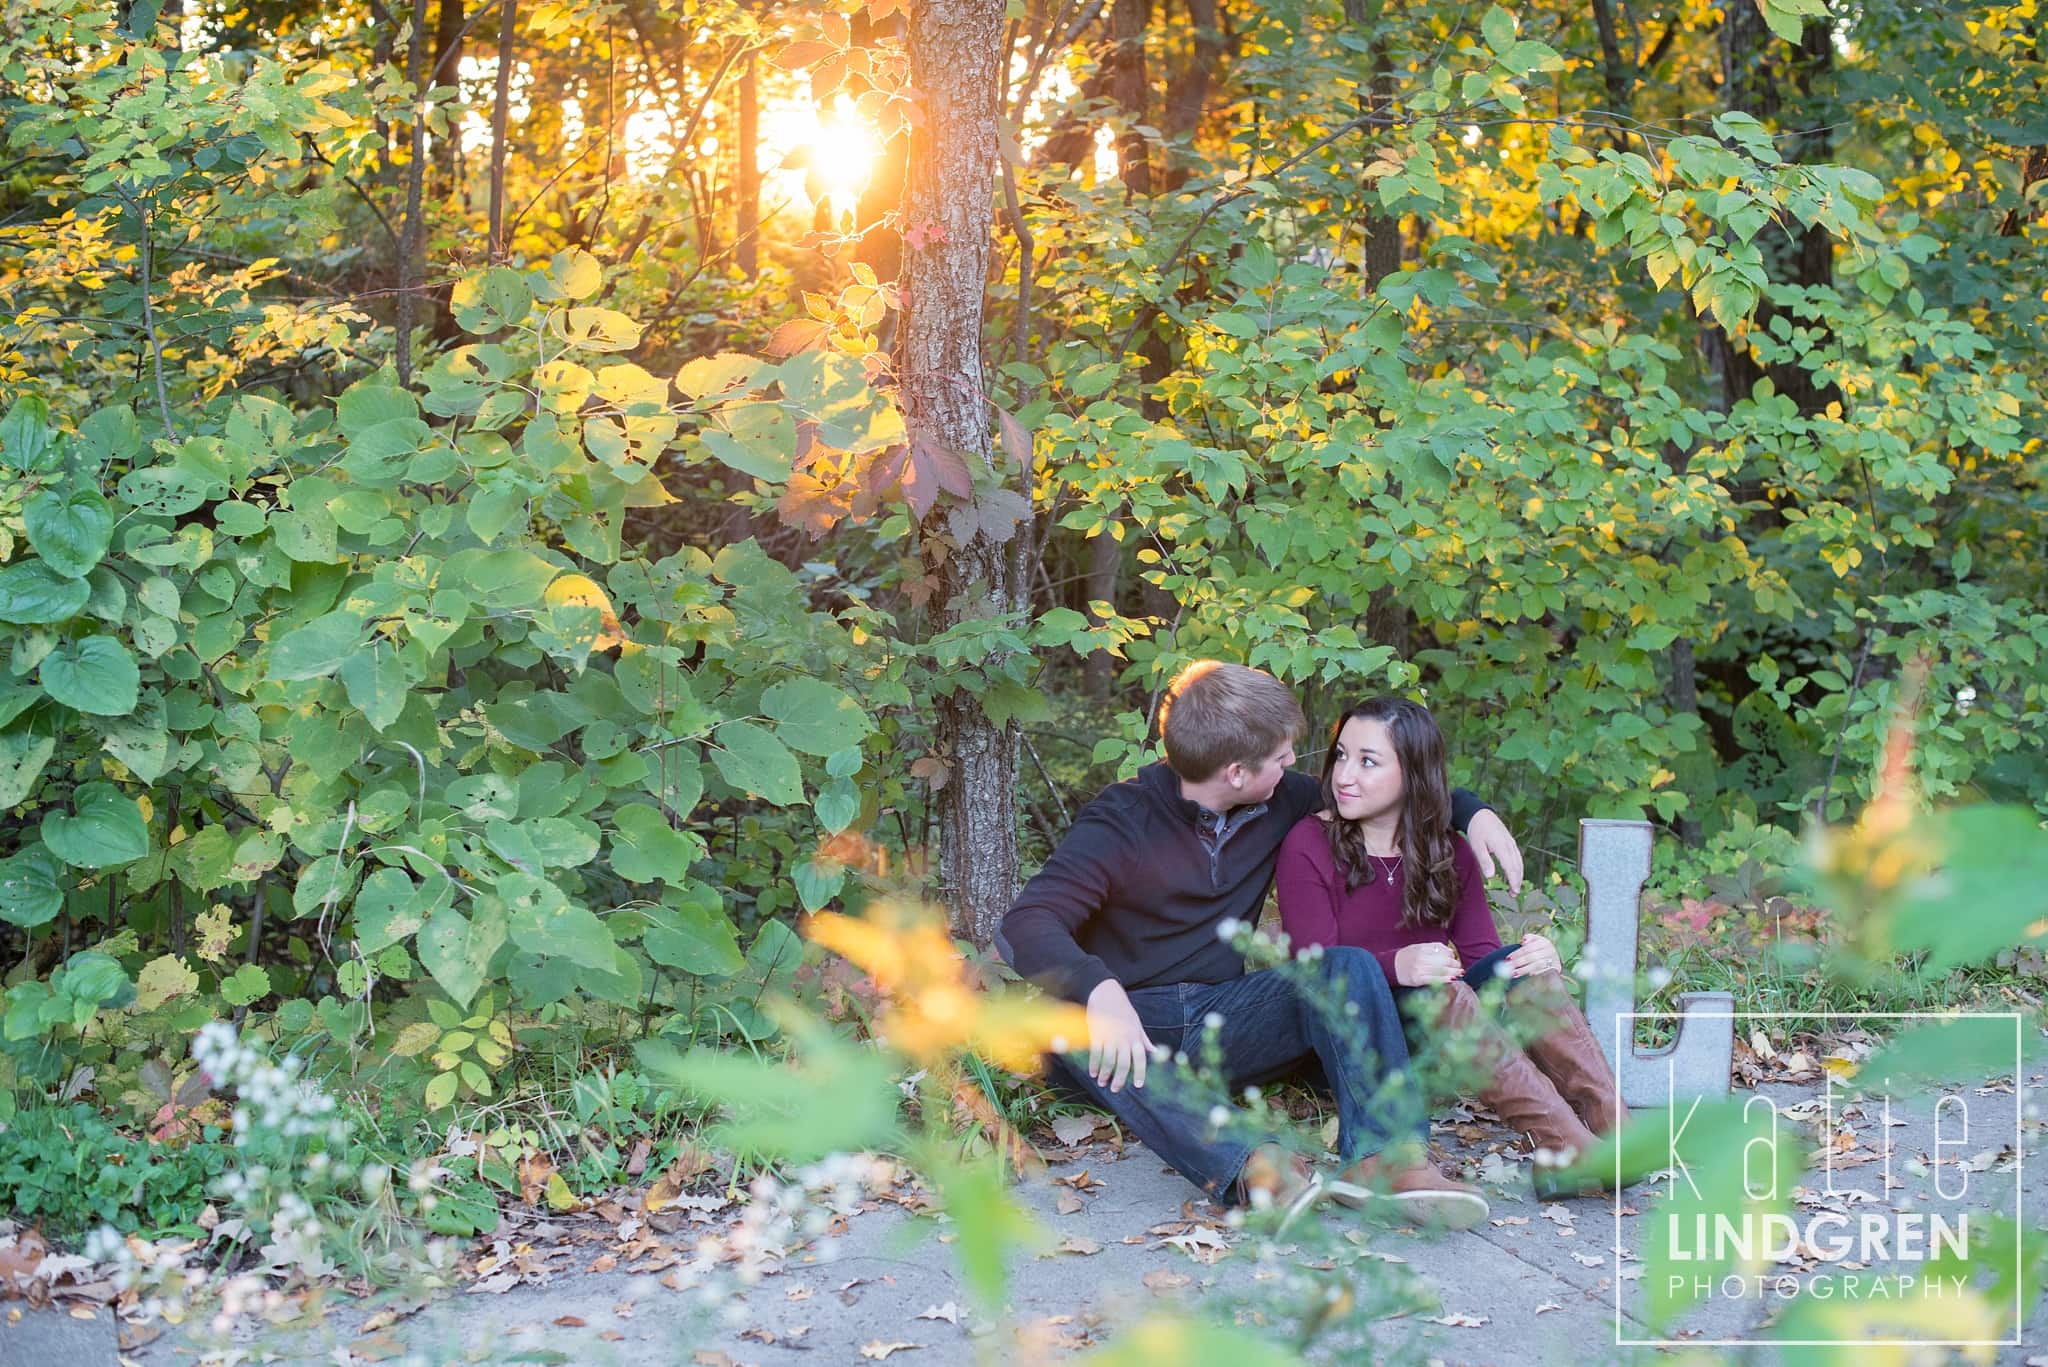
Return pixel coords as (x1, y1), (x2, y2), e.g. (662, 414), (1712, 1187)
(1319, 696), (1460, 929)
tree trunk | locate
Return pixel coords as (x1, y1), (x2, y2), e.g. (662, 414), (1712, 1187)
(904, 0), (1021, 946)
(428, 0), (466, 344)
(396, 0), (429, 384)
(1712, 3), (1836, 416)
(1081, 531), (1121, 698)
(487, 0), (518, 261)
(737, 50), (760, 277)
(1107, 0), (1151, 194)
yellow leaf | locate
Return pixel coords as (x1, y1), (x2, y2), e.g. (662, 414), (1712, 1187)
(135, 955), (199, 1011)
(542, 573), (630, 652)
(544, 1171), (577, 1212)
(389, 1021), (441, 1058)
(195, 904), (235, 962)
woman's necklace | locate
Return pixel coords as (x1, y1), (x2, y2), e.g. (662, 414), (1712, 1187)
(1370, 850), (1401, 882)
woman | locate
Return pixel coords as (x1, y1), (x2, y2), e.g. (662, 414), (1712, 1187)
(1273, 695), (1626, 1197)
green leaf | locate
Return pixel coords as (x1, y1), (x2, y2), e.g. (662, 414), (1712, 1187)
(423, 1070), (459, 1110)
(0, 396), (62, 472)
(41, 781), (148, 868)
(339, 644), (407, 729)
(814, 777), (860, 834)
(353, 867), (427, 953)
(501, 873), (616, 970)
(1755, 0), (1806, 42)
(917, 1151), (1042, 1311)
(40, 636), (140, 716)
(0, 560), (92, 625)
(1852, 1015), (2021, 1095)
(634, 1015), (899, 1164)
(268, 611), (365, 681)
(100, 696), (170, 783)
(220, 963), (271, 1007)
(762, 677), (871, 757)
(528, 817), (600, 868)
(642, 892), (745, 976)
(792, 857), (845, 912)
(1480, 4), (1516, 52)
(24, 489), (115, 577)
(419, 902), (509, 1008)
(610, 803), (704, 883)
(710, 721), (803, 805)
(0, 845), (66, 928)
(675, 352), (764, 399)
(292, 854), (360, 919)
(0, 729), (56, 807)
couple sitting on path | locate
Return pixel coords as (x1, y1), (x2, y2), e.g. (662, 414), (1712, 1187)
(1000, 661), (1627, 1228)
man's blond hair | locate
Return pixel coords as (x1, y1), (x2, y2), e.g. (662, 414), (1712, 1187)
(1156, 661), (1305, 782)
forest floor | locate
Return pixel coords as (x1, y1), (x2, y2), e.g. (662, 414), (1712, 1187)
(11, 1070), (2047, 1366)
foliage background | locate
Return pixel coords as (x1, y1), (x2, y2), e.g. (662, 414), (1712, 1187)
(0, 0), (2043, 1270)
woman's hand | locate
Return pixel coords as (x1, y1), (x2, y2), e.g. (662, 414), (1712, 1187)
(1394, 942), (1462, 987)
(1464, 809), (1525, 896)
(1505, 932), (1562, 978)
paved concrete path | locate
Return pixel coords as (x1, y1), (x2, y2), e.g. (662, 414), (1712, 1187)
(8, 1077), (2045, 1365)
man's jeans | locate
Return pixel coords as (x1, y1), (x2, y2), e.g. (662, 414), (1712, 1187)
(1048, 946), (1423, 1202)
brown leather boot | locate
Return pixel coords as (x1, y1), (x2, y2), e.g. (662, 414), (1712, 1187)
(1326, 1143), (1489, 1229)
(1431, 980), (1609, 1198)
(1509, 973), (1630, 1138)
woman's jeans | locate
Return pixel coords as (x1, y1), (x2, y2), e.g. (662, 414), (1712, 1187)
(1047, 946), (1424, 1201)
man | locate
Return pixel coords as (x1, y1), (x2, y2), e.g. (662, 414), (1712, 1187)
(1001, 662), (1525, 1226)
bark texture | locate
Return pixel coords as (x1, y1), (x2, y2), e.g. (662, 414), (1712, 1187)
(1709, 4), (1836, 416)
(903, 0), (1023, 946)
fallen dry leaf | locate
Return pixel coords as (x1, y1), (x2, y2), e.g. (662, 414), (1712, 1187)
(916, 1302), (961, 1324)
(1424, 1312), (1489, 1328)
(351, 1331), (407, 1361)
(1142, 1269), (1192, 1294)
(1053, 1169), (1104, 1192)
(1051, 1114), (1103, 1147)
(601, 1330), (625, 1342)
(554, 1315), (586, 1327)
(590, 1253), (618, 1273)
(1570, 1252), (1604, 1267)
(860, 1341), (923, 1360)
(1053, 1236), (1102, 1257)
(1534, 1301), (1562, 1315)
(1056, 1191), (1085, 1216)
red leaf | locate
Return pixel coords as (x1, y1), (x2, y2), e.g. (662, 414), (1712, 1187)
(904, 220), (949, 251)
(777, 472), (848, 538)
(766, 318), (830, 358)
(996, 408), (1030, 468)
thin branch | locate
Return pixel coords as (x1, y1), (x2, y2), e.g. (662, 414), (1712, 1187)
(611, 37), (755, 263)
(114, 188), (177, 436)
(487, 0), (519, 259)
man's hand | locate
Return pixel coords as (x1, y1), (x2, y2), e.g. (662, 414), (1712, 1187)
(1085, 979), (1155, 1093)
(1394, 942), (1462, 986)
(1504, 932), (1562, 978)
(1464, 808), (1525, 896)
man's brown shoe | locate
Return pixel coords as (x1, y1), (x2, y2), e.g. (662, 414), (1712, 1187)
(1326, 1148), (1489, 1230)
(1236, 1142), (1323, 1232)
